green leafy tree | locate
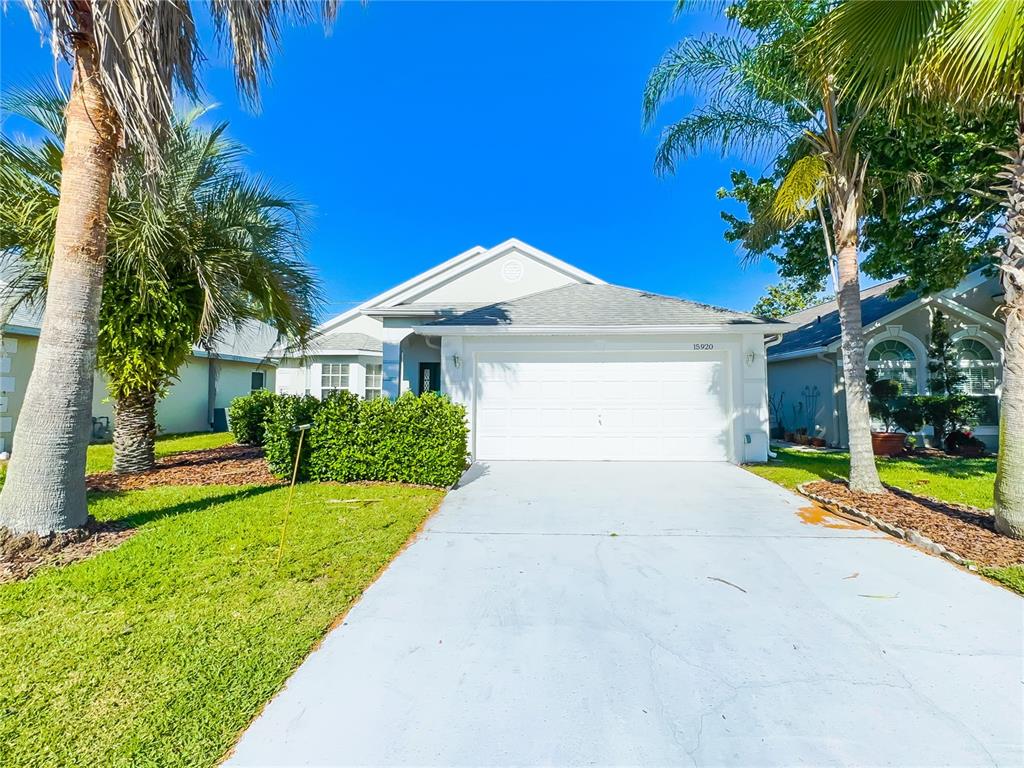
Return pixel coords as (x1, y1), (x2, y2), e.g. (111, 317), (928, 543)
(752, 279), (826, 319)
(812, 0), (1024, 535)
(644, 0), (886, 493)
(0, 2), (336, 535)
(1, 90), (321, 475)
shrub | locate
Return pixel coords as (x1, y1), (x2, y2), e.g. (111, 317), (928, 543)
(308, 391), (365, 482)
(944, 429), (986, 455)
(264, 394), (321, 479)
(308, 392), (469, 487)
(227, 389), (277, 446)
(868, 376), (903, 432)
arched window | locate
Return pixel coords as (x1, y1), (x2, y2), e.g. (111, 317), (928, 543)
(955, 339), (998, 395)
(867, 339), (918, 394)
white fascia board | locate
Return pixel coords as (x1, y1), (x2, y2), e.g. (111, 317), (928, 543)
(366, 307), (461, 317)
(947, 268), (991, 297)
(315, 245), (487, 334)
(767, 346), (828, 362)
(191, 349), (279, 365)
(414, 323), (792, 337)
(0, 324), (40, 337)
(306, 348), (383, 356)
(380, 238), (607, 309)
(823, 296), (932, 352)
(931, 295), (1004, 333)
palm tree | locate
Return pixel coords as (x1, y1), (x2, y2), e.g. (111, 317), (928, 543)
(0, 1), (335, 535)
(812, 1), (1024, 537)
(643, 3), (885, 494)
(1, 90), (321, 475)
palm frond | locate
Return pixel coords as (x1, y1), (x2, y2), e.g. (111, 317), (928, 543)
(770, 153), (827, 226)
(21, 0), (337, 170)
(936, 0), (1024, 103)
(653, 98), (791, 174)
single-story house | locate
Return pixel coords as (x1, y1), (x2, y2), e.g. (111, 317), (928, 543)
(277, 238), (788, 463)
(0, 297), (280, 453)
(767, 270), (1005, 451)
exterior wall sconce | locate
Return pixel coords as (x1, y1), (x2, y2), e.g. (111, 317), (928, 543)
(745, 350), (756, 366)
(452, 354), (462, 369)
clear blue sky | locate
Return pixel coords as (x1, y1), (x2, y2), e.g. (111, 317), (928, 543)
(1, 1), (784, 320)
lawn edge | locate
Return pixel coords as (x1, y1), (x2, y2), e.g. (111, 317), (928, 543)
(216, 487), (448, 766)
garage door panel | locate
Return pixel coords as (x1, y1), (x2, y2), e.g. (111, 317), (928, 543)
(474, 352), (731, 461)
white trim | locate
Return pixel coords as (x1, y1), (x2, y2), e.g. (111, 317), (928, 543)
(415, 323), (792, 337)
(304, 348), (383, 356)
(378, 238), (607, 309)
(768, 346), (828, 362)
(947, 268), (990, 297)
(931, 295), (1004, 334)
(865, 326), (928, 395)
(824, 297), (932, 353)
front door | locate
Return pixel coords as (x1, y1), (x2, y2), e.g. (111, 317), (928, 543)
(418, 362), (441, 395)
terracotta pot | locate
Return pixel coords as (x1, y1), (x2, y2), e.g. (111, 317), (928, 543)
(811, 437), (826, 448)
(871, 431), (906, 456)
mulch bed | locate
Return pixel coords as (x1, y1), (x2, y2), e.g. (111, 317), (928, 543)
(86, 444), (281, 492)
(803, 480), (1024, 568)
(0, 518), (134, 584)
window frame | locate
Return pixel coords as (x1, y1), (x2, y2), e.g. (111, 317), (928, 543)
(867, 338), (919, 395)
(364, 362), (383, 400)
(320, 362), (350, 398)
(954, 338), (999, 396)
(250, 370), (266, 392)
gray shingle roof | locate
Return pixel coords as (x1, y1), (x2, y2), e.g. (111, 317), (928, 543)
(308, 331), (382, 353)
(424, 283), (776, 328)
(769, 278), (917, 358)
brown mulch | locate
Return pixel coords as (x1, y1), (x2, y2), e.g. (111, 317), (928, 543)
(86, 444), (281, 492)
(804, 480), (1024, 568)
(0, 518), (134, 584)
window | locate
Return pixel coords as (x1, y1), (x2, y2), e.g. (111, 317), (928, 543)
(250, 371), (266, 392)
(365, 363), (383, 400)
(321, 363), (350, 398)
(867, 339), (918, 394)
(955, 339), (998, 395)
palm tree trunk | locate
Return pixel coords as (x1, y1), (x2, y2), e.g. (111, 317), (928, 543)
(112, 392), (158, 474)
(0, 32), (120, 534)
(830, 167), (885, 495)
(994, 108), (1024, 539)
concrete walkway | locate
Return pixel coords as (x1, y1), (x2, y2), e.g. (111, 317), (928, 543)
(227, 462), (1023, 767)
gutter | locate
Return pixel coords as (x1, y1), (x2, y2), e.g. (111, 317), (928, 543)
(767, 345), (827, 362)
(414, 323), (795, 337)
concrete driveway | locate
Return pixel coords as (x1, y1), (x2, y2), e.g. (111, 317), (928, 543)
(228, 462), (1023, 767)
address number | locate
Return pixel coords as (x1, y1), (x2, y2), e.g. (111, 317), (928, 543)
(692, 343), (715, 350)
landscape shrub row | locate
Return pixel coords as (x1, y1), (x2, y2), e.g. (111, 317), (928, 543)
(228, 390), (469, 487)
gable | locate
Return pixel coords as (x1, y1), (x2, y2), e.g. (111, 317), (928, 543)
(400, 246), (581, 306)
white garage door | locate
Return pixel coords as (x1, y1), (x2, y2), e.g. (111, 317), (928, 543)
(474, 351), (731, 461)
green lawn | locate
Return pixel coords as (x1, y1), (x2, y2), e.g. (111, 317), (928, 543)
(746, 446), (997, 508)
(85, 431), (237, 474)
(0, 481), (443, 768)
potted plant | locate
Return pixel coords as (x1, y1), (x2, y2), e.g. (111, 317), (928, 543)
(868, 377), (907, 456)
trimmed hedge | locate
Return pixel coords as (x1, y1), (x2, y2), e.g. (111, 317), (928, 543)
(264, 394), (322, 479)
(308, 391), (469, 487)
(227, 389), (277, 446)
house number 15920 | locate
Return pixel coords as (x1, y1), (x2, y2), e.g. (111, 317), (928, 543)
(692, 343), (714, 350)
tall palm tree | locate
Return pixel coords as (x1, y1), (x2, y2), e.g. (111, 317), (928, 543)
(643, 2), (885, 495)
(1, 1), (336, 535)
(813, 1), (1024, 537)
(1, 90), (321, 475)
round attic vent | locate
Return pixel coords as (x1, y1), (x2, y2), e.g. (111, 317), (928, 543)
(501, 258), (525, 283)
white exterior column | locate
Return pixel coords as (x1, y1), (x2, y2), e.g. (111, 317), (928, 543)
(382, 326), (413, 399)
(741, 333), (770, 462)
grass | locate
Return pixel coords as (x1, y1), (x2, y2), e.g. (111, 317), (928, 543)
(748, 447), (1024, 596)
(85, 431), (237, 474)
(0, 481), (444, 767)
(746, 446), (997, 508)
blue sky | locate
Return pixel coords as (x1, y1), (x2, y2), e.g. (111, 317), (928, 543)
(1, 1), (784, 320)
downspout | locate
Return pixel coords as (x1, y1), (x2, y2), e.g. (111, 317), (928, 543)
(818, 351), (841, 447)
(207, 352), (217, 430)
(765, 334), (784, 458)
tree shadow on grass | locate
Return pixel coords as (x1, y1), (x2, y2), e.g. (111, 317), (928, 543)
(898, 457), (997, 480)
(93, 485), (280, 530)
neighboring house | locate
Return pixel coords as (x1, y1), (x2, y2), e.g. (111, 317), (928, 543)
(767, 270), (1005, 451)
(0, 298), (279, 452)
(277, 238), (788, 463)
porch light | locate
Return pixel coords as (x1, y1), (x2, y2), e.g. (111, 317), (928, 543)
(745, 350), (756, 366)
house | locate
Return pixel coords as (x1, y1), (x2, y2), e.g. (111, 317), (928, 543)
(767, 270), (1005, 451)
(0, 297), (280, 452)
(277, 238), (788, 463)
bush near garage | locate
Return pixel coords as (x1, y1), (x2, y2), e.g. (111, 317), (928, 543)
(264, 394), (322, 479)
(308, 391), (469, 487)
(227, 388), (277, 446)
